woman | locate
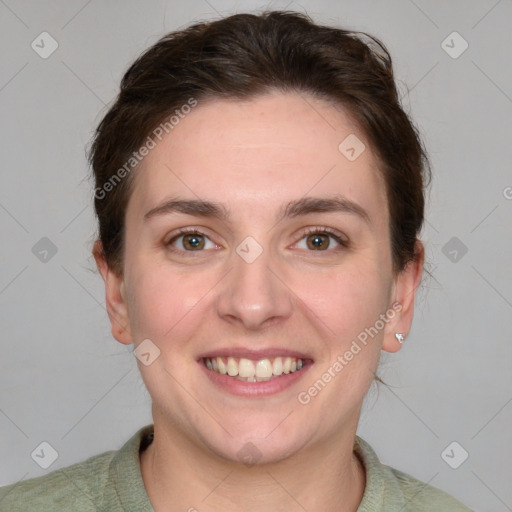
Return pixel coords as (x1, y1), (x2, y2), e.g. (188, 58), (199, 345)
(0, 10), (472, 511)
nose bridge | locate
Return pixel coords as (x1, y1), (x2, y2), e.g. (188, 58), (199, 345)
(216, 237), (293, 329)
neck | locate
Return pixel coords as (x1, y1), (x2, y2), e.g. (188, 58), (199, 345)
(140, 414), (366, 512)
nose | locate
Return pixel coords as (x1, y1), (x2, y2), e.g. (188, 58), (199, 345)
(215, 243), (293, 331)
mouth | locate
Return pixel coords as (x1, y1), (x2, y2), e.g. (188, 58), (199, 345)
(201, 355), (313, 382)
(198, 351), (314, 397)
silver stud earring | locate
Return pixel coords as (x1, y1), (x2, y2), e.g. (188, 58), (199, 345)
(395, 333), (405, 344)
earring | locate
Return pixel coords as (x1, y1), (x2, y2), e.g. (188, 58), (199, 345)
(395, 333), (405, 344)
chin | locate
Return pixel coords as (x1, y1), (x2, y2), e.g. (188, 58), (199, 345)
(209, 435), (304, 467)
(196, 419), (312, 467)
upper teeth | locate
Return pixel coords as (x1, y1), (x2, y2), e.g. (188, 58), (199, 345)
(205, 356), (304, 378)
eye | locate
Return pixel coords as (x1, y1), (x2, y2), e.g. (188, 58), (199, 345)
(165, 227), (348, 254)
(295, 227), (349, 251)
(166, 228), (218, 252)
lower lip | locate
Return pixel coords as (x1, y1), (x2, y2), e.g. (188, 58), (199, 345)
(199, 359), (313, 397)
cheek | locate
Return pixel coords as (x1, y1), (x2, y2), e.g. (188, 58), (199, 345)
(292, 263), (389, 342)
(125, 262), (217, 341)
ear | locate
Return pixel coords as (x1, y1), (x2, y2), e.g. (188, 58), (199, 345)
(382, 241), (425, 353)
(93, 240), (133, 345)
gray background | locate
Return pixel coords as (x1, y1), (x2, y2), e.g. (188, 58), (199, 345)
(1, 1), (511, 510)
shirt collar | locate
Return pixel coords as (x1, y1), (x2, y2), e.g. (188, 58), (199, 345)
(109, 424), (155, 512)
(354, 435), (406, 510)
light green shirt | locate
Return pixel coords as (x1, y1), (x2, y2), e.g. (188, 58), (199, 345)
(0, 425), (473, 511)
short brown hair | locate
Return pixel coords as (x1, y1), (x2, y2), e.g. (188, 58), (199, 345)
(89, 10), (430, 276)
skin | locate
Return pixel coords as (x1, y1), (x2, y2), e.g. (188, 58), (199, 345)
(94, 91), (424, 512)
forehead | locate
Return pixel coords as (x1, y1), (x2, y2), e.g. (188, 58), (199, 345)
(127, 92), (387, 224)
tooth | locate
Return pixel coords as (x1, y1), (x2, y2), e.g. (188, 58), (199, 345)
(238, 358), (255, 378)
(209, 355), (305, 378)
(255, 359), (273, 378)
(216, 357), (227, 374)
(227, 357), (238, 376)
(272, 357), (283, 376)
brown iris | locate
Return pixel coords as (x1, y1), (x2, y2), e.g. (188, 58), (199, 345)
(182, 233), (205, 250)
(306, 233), (330, 250)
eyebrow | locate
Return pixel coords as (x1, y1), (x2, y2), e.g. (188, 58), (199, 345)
(143, 195), (371, 226)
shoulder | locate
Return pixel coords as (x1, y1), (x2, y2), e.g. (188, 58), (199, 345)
(0, 449), (115, 512)
(354, 436), (474, 511)
(0, 425), (154, 512)
(388, 466), (473, 511)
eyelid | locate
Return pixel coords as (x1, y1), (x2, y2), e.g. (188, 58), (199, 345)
(165, 226), (215, 241)
(300, 225), (347, 240)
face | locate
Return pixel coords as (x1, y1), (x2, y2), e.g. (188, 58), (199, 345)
(96, 91), (422, 464)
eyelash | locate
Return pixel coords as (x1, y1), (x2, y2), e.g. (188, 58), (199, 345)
(165, 226), (349, 254)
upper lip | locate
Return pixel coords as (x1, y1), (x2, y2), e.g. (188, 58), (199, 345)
(198, 347), (314, 362)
